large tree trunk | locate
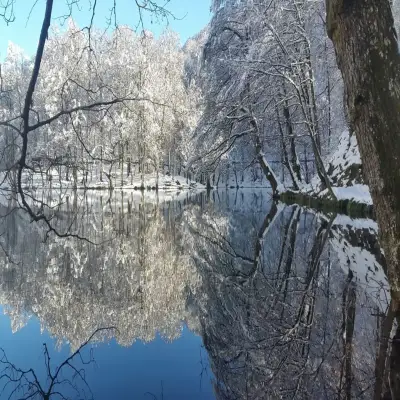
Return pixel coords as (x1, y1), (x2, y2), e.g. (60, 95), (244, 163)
(276, 105), (300, 190)
(374, 299), (396, 400)
(339, 272), (357, 400)
(249, 116), (280, 194)
(326, 0), (400, 296)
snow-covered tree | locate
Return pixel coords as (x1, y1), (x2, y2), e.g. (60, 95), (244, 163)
(193, 0), (349, 195)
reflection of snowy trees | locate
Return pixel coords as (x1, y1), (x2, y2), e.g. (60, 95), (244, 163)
(0, 190), (393, 398)
(182, 197), (389, 399)
(0, 192), (201, 350)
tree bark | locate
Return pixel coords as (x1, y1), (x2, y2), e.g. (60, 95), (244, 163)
(250, 116), (280, 194)
(339, 272), (356, 400)
(326, 0), (400, 295)
(374, 300), (396, 400)
(276, 104), (299, 190)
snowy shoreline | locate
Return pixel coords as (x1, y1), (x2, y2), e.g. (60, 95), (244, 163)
(2, 172), (206, 192)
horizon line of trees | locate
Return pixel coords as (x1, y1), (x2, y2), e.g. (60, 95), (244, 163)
(2, 0), (384, 196)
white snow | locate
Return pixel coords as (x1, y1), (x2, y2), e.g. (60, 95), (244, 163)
(330, 229), (390, 311)
(329, 130), (361, 174)
(289, 130), (373, 205)
(332, 184), (373, 205)
(333, 214), (378, 231)
(326, 131), (372, 204)
(1, 170), (205, 192)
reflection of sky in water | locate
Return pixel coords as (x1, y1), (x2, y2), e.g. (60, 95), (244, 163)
(0, 190), (390, 399)
(0, 306), (215, 399)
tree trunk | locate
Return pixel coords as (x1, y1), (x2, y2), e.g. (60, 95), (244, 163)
(389, 320), (400, 399)
(276, 105), (299, 190)
(374, 299), (396, 400)
(327, 0), (400, 296)
(120, 143), (124, 187)
(325, 39), (333, 150)
(339, 272), (356, 400)
(249, 117), (280, 194)
(281, 83), (302, 185)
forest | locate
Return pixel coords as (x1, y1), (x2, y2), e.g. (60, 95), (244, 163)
(1, 1), (400, 399)
(2, 0), (397, 201)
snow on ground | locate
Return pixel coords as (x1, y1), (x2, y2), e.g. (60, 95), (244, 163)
(332, 184), (372, 205)
(290, 131), (373, 205)
(328, 130), (361, 182)
(316, 184), (372, 205)
(325, 131), (373, 205)
(333, 214), (378, 231)
(2, 170), (205, 192)
(289, 181), (373, 206)
(322, 131), (372, 204)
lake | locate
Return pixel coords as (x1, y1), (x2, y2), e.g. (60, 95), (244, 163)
(0, 189), (389, 399)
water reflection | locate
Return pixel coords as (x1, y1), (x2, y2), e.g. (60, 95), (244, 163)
(0, 191), (204, 349)
(185, 196), (389, 399)
(0, 327), (116, 400)
(0, 190), (394, 399)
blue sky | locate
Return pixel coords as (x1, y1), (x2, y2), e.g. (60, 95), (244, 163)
(0, 0), (212, 57)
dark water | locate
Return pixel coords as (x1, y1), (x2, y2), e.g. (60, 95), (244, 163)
(0, 190), (390, 399)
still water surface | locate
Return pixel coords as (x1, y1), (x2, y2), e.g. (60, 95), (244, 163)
(0, 190), (389, 399)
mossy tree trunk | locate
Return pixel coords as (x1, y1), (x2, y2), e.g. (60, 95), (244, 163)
(326, 0), (400, 299)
